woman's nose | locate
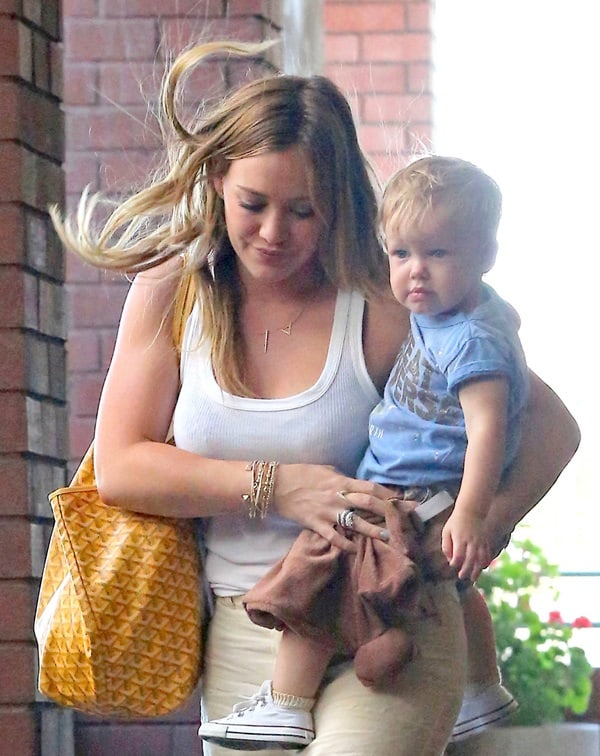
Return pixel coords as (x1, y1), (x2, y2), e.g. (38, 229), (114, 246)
(260, 210), (287, 245)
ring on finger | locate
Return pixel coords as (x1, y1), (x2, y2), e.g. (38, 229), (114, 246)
(336, 508), (356, 529)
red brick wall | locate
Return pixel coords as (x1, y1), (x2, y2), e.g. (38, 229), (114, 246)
(0, 1), (64, 753)
(324, 0), (432, 181)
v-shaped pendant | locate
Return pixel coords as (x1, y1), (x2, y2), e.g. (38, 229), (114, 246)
(263, 323), (293, 353)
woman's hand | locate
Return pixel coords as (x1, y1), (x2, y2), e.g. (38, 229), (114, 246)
(273, 464), (394, 551)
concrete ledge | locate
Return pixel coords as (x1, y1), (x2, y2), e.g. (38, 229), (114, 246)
(448, 723), (600, 755)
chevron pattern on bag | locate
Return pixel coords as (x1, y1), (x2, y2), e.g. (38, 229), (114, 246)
(35, 460), (202, 718)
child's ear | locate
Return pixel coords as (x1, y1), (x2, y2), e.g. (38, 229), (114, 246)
(482, 240), (498, 273)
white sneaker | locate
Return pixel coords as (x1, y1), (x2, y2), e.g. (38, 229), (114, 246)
(198, 680), (315, 750)
(451, 682), (518, 742)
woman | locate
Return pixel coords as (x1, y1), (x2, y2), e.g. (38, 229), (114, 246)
(52, 41), (579, 755)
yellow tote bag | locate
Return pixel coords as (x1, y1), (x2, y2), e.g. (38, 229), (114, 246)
(34, 273), (203, 718)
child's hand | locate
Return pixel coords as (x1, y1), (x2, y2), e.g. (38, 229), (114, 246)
(441, 510), (492, 581)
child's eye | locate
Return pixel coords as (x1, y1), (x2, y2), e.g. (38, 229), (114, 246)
(430, 249), (447, 258)
(391, 249), (409, 259)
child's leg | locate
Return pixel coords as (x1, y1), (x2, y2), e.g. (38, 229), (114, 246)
(198, 622), (335, 751)
(273, 628), (336, 699)
(452, 584), (518, 742)
(461, 585), (501, 691)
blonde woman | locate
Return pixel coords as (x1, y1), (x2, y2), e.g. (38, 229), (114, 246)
(53, 42), (579, 756)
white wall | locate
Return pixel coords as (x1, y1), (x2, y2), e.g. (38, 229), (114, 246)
(433, 0), (600, 662)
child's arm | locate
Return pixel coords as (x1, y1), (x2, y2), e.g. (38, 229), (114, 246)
(441, 375), (509, 581)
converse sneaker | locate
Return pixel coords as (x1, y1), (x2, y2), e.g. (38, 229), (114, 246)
(451, 682), (518, 742)
(198, 680), (315, 750)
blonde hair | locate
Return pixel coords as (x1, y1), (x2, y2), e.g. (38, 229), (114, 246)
(51, 41), (387, 395)
(380, 155), (502, 247)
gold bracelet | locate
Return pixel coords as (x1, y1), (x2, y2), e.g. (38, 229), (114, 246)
(242, 460), (279, 519)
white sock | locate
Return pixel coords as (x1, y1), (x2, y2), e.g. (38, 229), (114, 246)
(272, 689), (315, 711)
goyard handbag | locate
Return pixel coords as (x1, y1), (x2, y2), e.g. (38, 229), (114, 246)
(34, 273), (203, 718)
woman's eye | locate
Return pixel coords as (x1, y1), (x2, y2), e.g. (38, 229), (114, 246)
(240, 202), (265, 213)
(291, 207), (314, 219)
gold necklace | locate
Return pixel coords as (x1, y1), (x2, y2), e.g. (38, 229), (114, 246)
(263, 301), (309, 353)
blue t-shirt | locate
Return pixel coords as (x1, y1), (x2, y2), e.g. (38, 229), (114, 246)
(357, 285), (529, 487)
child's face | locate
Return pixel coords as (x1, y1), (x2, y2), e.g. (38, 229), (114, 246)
(385, 202), (493, 317)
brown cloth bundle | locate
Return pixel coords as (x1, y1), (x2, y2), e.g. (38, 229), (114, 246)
(244, 498), (452, 688)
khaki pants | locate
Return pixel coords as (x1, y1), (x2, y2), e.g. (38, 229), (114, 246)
(201, 580), (466, 756)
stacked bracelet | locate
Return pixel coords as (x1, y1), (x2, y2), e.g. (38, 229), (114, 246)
(242, 460), (279, 519)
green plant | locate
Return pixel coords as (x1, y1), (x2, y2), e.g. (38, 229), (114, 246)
(478, 533), (593, 726)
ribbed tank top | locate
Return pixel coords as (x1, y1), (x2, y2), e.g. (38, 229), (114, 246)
(172, 289), (380, 595)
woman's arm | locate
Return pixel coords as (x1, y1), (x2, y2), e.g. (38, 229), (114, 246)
(485, 370), (580, 547)
(94, 261), (252, 518)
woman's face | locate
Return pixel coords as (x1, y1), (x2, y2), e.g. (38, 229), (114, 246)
(215, 146), (324, 288)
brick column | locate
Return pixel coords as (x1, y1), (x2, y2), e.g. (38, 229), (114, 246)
(0, 1), (70, 755)
(324, 0), (433, 181)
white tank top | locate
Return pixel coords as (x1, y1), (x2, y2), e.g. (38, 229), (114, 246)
(172, 289), (380, 595)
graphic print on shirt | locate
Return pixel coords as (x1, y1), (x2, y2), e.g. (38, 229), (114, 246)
(386, 332), (463, 426)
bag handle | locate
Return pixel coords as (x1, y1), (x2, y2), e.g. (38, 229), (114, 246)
(172, 271), (195, 355)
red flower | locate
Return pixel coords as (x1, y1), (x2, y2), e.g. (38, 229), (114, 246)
(548, 610), (564, 624)
(572, 616), (593, 629)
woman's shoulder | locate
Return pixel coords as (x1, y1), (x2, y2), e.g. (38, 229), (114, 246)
(133, 255), (185, 290)
(132, 256), (189, 307)
(362, 291), (410, 393)
(120, 257), (191, 347)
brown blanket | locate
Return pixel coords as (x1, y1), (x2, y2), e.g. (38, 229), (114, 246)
(243, 498), (452, 688)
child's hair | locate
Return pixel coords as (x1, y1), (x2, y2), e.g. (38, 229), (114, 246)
(51, 41), (388, 395)
(380, 155), (502, 247)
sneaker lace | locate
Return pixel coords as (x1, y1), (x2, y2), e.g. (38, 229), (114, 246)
(230, 689), (269, 717)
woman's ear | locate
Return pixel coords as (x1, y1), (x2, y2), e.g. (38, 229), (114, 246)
(212, 176), (224, 198)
